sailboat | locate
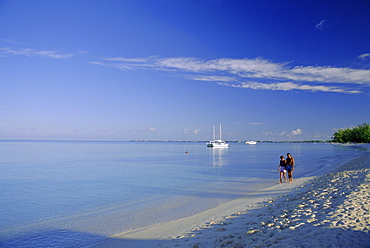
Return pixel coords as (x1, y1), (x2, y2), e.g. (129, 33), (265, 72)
(207, 124), (229, 148)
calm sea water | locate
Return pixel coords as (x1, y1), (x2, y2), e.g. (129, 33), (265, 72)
(0, 140), (365, 247)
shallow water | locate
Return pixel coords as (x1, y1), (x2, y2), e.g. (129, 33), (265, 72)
(0, 140), (364, 247)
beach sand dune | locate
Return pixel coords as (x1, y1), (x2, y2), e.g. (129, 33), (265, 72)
(94, 154), (370, 248)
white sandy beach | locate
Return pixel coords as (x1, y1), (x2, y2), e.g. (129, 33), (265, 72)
(93, 153), (370, 248)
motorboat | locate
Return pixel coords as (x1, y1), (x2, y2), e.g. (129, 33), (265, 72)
(245, 141), (257, 145)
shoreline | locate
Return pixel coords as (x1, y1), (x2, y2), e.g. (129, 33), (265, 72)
(93, 153), (370, 247)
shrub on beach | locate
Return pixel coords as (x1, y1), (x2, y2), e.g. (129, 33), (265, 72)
(333, 123), (370, 143)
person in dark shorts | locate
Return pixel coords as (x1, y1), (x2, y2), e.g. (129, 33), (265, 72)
(286, 153), (295, 182)
(278, 155), (287, 184)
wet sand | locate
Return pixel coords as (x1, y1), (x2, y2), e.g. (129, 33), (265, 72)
(93, 153), (370, 248)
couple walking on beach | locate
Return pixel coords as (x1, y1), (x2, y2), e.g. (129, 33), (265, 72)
(278, 153), (295, 183)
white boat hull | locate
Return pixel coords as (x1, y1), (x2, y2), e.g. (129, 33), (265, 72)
(245, 141), (257, 145)
(207, 141), (229, 148)
(207, 125), (229, 148)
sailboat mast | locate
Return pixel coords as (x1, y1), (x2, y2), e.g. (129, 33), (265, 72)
(213, 126), (216, 140)
(219, 124), (222, 140)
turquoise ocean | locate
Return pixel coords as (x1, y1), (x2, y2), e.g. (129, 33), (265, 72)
(0, 140), (366, 247)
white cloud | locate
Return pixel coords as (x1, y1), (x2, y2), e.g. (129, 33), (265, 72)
(288, 66), (370, 84)
(189, 75), (236, 82)
(278, 131), (286, 136)
(106, 57), (150, 63)
(135, 127), (158, 133)
(313, 133), (322, 138)
(193, 129), (201, 134)
(218, 81), (361, 94)
(0, 47), (74, 59)
(183, 128), (201, 134)
(92, 56), (370, 94)
(1, 39), (20, 44)
(97, 57), (370, 85)
(359, 53), (370, 60)
(290, 129), (303, 135)
(315, 20), (328, 30)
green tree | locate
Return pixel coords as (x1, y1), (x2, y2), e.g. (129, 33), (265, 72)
(333, 123), (370, 143)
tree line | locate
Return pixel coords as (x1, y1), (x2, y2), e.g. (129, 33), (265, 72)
(333, 123), (370, 143)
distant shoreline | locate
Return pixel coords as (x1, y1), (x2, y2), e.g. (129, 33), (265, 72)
(129, 140), (334, 143)
(1, 139), (368, 145)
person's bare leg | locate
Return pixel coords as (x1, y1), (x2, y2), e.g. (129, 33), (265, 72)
(279, 172), (283, 183)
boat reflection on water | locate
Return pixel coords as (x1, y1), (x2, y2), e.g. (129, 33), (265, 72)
(211, 147), (229, 167)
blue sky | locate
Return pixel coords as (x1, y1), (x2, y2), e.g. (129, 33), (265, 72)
(1, 0), (369, 141)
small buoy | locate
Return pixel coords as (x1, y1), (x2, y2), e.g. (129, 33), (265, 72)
(185, 151), (189, 153)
